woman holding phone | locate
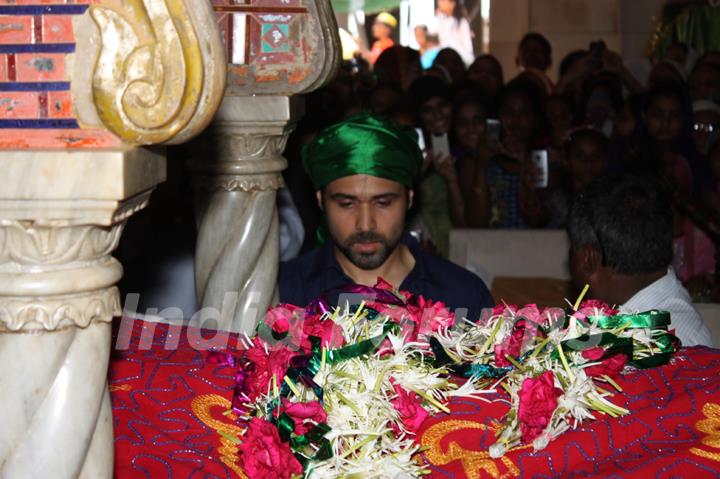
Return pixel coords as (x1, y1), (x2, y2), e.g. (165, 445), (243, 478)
(471, 78), (550, 228)
(408, 76), (467, 257)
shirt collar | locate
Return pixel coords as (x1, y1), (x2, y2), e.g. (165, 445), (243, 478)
(621, 267), (677, 311)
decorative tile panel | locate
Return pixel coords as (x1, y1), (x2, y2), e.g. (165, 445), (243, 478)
(0, 0), (118, 148)
(211, 0), (339, 95)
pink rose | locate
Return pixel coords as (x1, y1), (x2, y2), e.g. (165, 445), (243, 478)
(238, 417), (303, 479)
(494, 319), (544, 367)
(581, 347), (605, 361)
(414, 296), (455, 336)
(518, 371), (562, 443)
(575, 299), (618, 321)
(491, 304), (518, 316)
(300, 314), (345, 352)
(390, 381), (429, 435)
(280, 399), (328, 435)
(515, 304), (542, 323)
(583, 351), (628, 378)
(262, 304), (305, 350)
(243, 340), (296, 401)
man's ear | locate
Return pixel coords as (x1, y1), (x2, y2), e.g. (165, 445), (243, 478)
(580, 245), (603, 284)
(316, 190), (324, 211)
(407, 189), (414, 210)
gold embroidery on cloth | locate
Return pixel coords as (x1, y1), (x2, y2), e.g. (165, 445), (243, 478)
(420, 419), (526, 479)
(691, 402), (720, 462)
(109, 384), (132, 392)
(191, 394), (248, 478)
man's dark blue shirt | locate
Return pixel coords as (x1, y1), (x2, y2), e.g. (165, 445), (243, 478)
(278, 234), (494, 321)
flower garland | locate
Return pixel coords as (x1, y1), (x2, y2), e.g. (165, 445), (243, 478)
(208, 281), (680, 477)
(431, 299), (679, 457)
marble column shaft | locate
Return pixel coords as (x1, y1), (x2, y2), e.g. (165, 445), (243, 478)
(190, 95), (302, 333)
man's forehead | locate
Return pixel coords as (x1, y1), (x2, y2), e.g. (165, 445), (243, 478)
(325, 175), (405, 196)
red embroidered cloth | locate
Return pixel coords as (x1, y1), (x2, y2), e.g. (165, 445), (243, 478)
(110, 317), (720, 478)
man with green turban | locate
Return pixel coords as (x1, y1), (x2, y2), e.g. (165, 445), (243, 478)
(278, 114), (493, 320)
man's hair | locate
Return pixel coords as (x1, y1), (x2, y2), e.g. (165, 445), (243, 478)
(519, 32), (551, 55)
(567, 174), (673, 275)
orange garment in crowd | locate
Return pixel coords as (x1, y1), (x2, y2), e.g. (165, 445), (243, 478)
(369, 37), (394, 64)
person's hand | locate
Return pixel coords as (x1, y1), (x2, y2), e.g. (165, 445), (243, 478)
(432, 152), (458, 182)
(498, 138), (526, 162)
(422, 149), (434, 174)
(519, 155), (544, 191)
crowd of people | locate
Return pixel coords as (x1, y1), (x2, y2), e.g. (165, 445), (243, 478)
(282, 13), (720, 303)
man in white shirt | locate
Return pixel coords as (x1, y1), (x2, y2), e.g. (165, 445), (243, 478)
(567, 174), (713, 347)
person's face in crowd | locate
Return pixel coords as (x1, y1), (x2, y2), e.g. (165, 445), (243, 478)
(645, 94), (683, 144)
(437, 0), (456, 16)
(420, 96), (452, 135)
(372, 21), (391, 40)
(415, 26), (428, 50)
(689, 65), (720, 101)
(518, 38), (551, 72)
(567, 136), (607, 191)
(320, 175), (410, 270)
(546, 96), (573, 146)
(665, 45), (688, 67)
(454, 102), (486, 152)
(648, 62), (685, 89)
(467, 57), (503, 95)
(434, 49), (466, 84)
(692, 109), (720, 154)
(499, 91), (536, 144)
(584, 86), (615, 131)
(615, 100), (636, 137)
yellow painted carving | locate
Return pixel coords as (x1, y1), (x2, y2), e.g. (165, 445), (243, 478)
(89, 0), (206, 145)
(690, 402), (720, 462)
(421, 419), (526, 479)
(191, 394), (249, 479)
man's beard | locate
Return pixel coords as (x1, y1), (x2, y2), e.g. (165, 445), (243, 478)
(333, 230), (401, 270)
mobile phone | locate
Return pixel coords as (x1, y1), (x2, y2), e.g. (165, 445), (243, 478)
(431, 133), (450, 158)
(485, 118), (501, 142)
(530, 149), (549, 189)
(415, 128), (426, 153)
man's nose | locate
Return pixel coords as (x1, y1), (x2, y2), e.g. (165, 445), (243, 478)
(356, 204), (376, 231)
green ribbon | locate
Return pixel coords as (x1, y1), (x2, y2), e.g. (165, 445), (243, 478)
(326, 321), (398, 365)
(590, 310), (671, 330)
(267, 320), (398, 471)
(275, 413), (333, 468)
(556, 310), (679, 369)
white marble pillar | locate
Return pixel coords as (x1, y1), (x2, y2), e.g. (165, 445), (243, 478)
(190, 95), (302, 333)
(0, 149), (165, 479)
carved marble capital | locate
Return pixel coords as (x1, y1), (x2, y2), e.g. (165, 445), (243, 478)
(0, 149), (165, 332)
(188, 95), (300, 193)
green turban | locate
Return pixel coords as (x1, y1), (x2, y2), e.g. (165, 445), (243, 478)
(302, 113), (423, 190)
